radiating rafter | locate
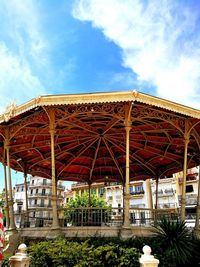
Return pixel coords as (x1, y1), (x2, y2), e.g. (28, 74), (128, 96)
(57, 137), (99, 178)
(102, 137), (124, 182)
(89, 138), (101, 181)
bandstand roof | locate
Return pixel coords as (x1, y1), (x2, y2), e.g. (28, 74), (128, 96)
(0, 90), (200, 184)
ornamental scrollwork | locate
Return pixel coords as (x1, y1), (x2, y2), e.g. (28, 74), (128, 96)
(3, 102), (17, 122)
(9, 110), (49, 138)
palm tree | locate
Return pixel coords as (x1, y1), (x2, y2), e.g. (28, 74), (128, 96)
(153, 217), (194, 266)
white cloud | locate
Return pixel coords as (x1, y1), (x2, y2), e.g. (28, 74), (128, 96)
(2, 0), (48, 65)
(72, 0), (200, 108)
(0, 43), (45, 113)
(0, 0), (49, 113)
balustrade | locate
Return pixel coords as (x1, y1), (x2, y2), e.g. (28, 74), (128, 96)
(15, 207), (181, 229)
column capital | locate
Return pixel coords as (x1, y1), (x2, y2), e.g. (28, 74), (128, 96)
(184, 134), (190, 144)
(124, 124), (132, 131)
(49, 128), (55, 136)
(4, 143), (10, 150)
(124, 193), (131, 200)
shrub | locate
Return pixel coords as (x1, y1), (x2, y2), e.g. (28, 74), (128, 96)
(152, 217), (195, 267)
(28, 237), (140, 267)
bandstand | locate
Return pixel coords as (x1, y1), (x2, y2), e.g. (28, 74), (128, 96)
(1, 90), (200, 239)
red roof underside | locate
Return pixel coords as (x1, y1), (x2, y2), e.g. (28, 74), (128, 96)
(0, 101), (200, 184)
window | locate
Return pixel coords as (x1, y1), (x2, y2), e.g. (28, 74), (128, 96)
(31, 179), (34, 185)
(130, 184), (144, 195)
(140, 212), (146, 224)
(34, 199), (37, 205)
(42, 189), (46, 196)
(186, 185), (193, 193)
(43, 179), (47, 185)
(30, 189), (33, 195)
(36, 189), (38, 194)
(18, 206), (22, 213)
(129, 186), (134, 194)
(40, 199), (44, 207)
(118, 204), (122, 214)
(135, 184), (143, 193)
(131, 212), (136, 224)
(99, 187), (105, 196)
(21, 186), (24, 192)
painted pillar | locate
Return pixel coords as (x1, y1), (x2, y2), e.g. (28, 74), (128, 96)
(49, 110), (59, 229)
(88, 183), (91, 207)
(2, 161), (9, 228)
(146, 179), (153, 210)
(123, 124), (131, 228)
(181, 135), (189, 221)
(195, 166), (200, 229)
(5, 141), (16, 230)
(24, 168), (29, 225)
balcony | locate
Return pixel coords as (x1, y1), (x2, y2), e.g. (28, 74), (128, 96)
(130, 190), (145, 196)
(178, 174), (198, 184)
(164, 189), (175, 196)
(29, 182), (52, 187)
(29, 193), (52, 197)
(29, 204), (52, 208)
(71, 182), (88, 188)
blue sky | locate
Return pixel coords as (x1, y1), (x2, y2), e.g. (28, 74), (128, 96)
(0, 0), (200, 189)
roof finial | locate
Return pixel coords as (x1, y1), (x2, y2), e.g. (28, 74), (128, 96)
(132, 90), (138, 98)
(3, 101), (17, 122)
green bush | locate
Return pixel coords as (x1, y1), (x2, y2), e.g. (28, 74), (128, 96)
(28, 237), (140, 267)
(26, 229), (200, 267)
(1, 253), (11, 267)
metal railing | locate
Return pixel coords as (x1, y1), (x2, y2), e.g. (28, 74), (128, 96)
(129, 208), (179, 226)
(16, 207), (181, 228)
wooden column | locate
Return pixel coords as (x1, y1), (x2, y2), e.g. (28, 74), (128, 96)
(181, 135), (189, 221)
(2, 161), (9, 228)
(49, 110), (59, 229)
(5, 141), (16, 230)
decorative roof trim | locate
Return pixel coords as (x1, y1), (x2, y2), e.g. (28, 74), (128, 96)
(0, 90), (200, 123)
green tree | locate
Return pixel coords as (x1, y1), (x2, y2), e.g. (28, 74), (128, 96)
(0, 193), (5, 211)
(64, 193), (110, 226)
(66, 193), (107, 208)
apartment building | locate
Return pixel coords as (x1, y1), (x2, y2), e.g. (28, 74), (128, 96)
(13, 182), (29, 227)
(13, 175), (65, 227)
(66, 167), (200, 218)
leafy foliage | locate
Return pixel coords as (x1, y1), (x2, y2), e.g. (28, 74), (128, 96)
(152, 217), (195, 267)
(66, 193), (107, 208)
(1, 253), (11, 267)
(64, 193), (110, 226)
(28, 237), (140, 267)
